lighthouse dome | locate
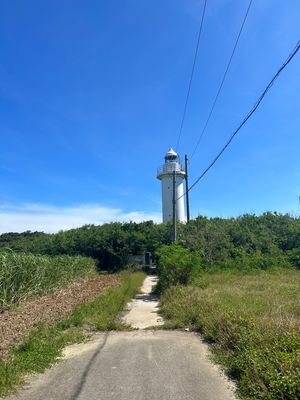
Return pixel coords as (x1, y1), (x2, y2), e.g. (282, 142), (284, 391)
(164, 148), (178, 162)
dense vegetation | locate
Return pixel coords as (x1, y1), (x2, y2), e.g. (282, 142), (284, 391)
(177, 212), (300, 271)
(0, 221), (168, 271)
(1, 212), (299, 272)
(0, 252), (96, 310)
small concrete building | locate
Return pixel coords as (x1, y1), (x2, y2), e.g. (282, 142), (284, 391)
(127, 252), (152, 266)
(157, 148), (186, 223)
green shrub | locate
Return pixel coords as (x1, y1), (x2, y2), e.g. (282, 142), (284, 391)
(155, 243), (202, 291)
(216, 249), (291, 271)
(287, 248), (300, 269)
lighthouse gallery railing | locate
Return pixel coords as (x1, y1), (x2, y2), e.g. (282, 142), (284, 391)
(157, 162), (183, 177)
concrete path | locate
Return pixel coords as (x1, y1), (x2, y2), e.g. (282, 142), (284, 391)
(122, 275), (164, 329)
(7, 331), (236, 400)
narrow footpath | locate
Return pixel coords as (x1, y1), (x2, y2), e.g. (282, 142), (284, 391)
(122, 274), (164, 329)
(7, 273), (237, 400)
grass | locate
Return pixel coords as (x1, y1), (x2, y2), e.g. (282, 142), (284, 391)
(159, 268), (300, 400)
(0, 270), (145, 397)
(0, 251), (96, 310)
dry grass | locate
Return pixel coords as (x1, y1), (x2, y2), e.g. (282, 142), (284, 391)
(0, 275), (119, 359)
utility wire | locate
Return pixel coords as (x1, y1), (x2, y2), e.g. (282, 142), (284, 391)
(178, 40), (300, 200)
(190, 0), (253, 160)
(175, 0), (207, 152)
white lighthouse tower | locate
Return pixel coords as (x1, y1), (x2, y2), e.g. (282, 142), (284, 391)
(157, 148), (186, 223)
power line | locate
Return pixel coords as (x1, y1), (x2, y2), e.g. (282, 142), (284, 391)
(175, 0), (207, 152)
(178, 40), (300, 200)
(190, 0), (253, 160)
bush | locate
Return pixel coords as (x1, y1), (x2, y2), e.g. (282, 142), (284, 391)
(287, 248), (300, 269)
(155, 243), (202, 291)
(216, 249), (291, 271)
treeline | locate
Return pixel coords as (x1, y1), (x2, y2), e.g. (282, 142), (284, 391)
(0, 222), (169, 271)
(177, 212), (300, 270)
(156, 212), (300, 290)
(1, 212), (300, 272)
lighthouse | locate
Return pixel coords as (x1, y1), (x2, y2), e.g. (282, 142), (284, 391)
(157, 148), (186, 223)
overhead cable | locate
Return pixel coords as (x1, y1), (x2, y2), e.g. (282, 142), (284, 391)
(175, 0), (207, 152)
(190, 0), (253, 160)
(178, 40), (300, 200)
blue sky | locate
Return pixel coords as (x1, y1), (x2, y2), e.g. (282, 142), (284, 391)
(0, 0), (299, 232)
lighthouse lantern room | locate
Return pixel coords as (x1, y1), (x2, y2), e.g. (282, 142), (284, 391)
(157, 148), (186, 223)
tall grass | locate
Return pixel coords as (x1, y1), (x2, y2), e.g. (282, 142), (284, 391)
(160, 269), (300, 400)
(0, 251), (96, 309)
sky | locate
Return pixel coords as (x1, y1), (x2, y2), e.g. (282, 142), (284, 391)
(0, 0), (299, 233)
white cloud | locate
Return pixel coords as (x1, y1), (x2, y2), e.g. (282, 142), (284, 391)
(0, 203), (161, 233)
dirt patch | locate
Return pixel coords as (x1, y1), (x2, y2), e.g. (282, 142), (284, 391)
(62, 332), (106, 359)
(0, 275), (119, 360)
